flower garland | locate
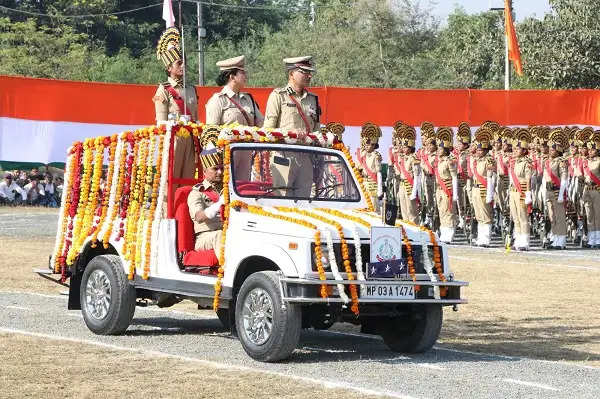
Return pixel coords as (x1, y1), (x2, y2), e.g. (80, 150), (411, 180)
(60, 142), (83, 272)
(135, 132), (154, 273)
(91, 135), (117, 247)
(333, 143), (374, 212)
(323, 229), (350, 304)
(213, 144), (232, 310)
(218, 125), (338, 148)
(143, 133), (164, 279)
(66, 138), (94, 266)
(125, 137), (141, 279)
(150, 125), (171, 276)
(426, 229), (447, 297)
(52, 145), (77, 272)
(118, 134), (136, 241)
(276, 207), (359, 315)
(101, 135), (126, 249)
(229, 200), (329, 300)
(400, 225), (419, 292)
(82, 136), (105, 236)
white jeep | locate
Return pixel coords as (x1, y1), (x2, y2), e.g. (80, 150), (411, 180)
(42, 124), (467, 362)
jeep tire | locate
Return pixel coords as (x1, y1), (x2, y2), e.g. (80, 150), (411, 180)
(380, 304), (443, 353)
(80, 254), (136, 335)
(235, 271), (301, 362)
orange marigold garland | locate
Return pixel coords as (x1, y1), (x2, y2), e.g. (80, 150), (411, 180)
(91, 135), (117, 247)
(135, 132), (154, 273)
(143, 133), (163, 279)
(426, 229), (447, 296)
(125, 137), (141, 279)
(53, 145), (79, 272)
(277, 207), (359, 315)
(400, 225), (419, 292)
(213, 144), (231, 310)
(66, 138), (94, 266)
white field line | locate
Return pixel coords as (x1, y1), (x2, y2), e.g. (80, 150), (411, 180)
(0, 291), (63, 299)
(449, 255), (600, 271)
(4, 305), (30, 311)
(447, 243), (600, 260)
(502, 378), (560, 391)
(0, 327), (420, 399)
(302, 346), (357, 354)
(417, 364), (445, 371)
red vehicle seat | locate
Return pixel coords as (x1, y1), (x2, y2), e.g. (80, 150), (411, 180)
(174, 186), (219, 271)
(235, 180), (273, 197)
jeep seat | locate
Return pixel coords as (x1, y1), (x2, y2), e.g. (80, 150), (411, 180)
(173, 186), (219, 272)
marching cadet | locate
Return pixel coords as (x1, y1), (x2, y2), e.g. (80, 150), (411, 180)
(509, 129), (534, 251)
(263, 56), (320, 197)
(469, 128), (497, 247)
(543, 128), (569, 249)
(205, 55), (264, 181)
(582, 132), (600, 248)
(419, 122), (438, 227)
(356, 122), (383, 212)
(390, 124), (421, 224)
(187, 129), (224, 253)
(153, 27), (199, 181)
(434, 127), (458, 243)
(495, 127), (513, 218)
(454, 122), (472, 227)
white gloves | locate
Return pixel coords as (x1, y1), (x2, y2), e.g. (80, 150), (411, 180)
(452, 176), (459, 202)
(525, 190), (532, 205)
(204, 196), (224, 219)
(485, 172), (495, 204)
(558, 178), (567, 204)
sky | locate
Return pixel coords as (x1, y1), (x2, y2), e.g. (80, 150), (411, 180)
(431, 0), (552, 22)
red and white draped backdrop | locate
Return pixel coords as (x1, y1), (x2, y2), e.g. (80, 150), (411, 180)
(2, 74), (600, 164)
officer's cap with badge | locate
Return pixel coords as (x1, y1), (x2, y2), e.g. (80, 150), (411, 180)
(436, 127), (454, 150)
(513, 128), (532, 149)
(284, 56), (316, 73)
(360, 122), (382, 150)
(157, 27), (182, 69)
(216, 55), (246, 71)
(457, 122), (472, 145)
(200, 128), (223, 169)
(474, 127), (493, 150)
(549, 128), (568, 153)
(500, 127), (514, 146)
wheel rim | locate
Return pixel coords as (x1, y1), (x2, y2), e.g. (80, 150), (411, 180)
(85, 269), (112, 320)
(241, 287), (274, 346)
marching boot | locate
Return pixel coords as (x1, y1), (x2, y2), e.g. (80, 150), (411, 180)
(439, 227), (455, 244)
(476, 223), (492, 247)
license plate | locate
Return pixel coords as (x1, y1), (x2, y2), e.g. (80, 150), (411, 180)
(361, 284), (415, 299)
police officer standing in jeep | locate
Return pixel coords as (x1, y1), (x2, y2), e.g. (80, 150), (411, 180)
(263, 56), (321, 197)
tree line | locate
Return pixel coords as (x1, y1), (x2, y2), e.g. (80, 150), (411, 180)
(1, 0), (599, 89)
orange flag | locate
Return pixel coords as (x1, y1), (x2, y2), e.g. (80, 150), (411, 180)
(505, 0), (523, 76)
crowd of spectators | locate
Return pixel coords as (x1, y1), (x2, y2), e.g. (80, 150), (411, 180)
(0, 168), (63, 207)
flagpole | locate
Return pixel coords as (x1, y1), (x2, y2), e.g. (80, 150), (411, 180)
(505, 24), (510, 91)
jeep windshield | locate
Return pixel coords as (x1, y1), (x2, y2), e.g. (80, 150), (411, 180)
(230, 147), (361, 202)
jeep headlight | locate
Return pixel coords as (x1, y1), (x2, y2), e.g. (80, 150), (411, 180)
(312, 243), (331, 271)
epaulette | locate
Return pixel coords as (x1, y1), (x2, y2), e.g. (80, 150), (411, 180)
(161, 81), (171, 88)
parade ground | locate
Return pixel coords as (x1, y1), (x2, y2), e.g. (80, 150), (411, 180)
(1, 207), (598, 399)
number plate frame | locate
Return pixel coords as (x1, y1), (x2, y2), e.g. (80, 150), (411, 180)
(360, 284), (415, 299)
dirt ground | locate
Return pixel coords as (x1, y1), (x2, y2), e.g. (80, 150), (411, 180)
(0, 333), (382, 399)
(1, 234), (598, 368)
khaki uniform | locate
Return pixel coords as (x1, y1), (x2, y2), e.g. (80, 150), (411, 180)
(583, 157), (600, 243)
(187, 180), (223, 253)
(357, 149), (382, 212)
(435, 155), (457, 229)
(391, 151), (420, 224)
(495, 151), (511, 215)
(153, 77), (199, 181)
(263, 85), (320, 197)
(206, 86), (264, 181)
(509, 156), (533, 248)
(470, 154), (496, 224)
(455, 149), (470, 213)
(543, 156), (568, 245)
(420, 150), (437, 216)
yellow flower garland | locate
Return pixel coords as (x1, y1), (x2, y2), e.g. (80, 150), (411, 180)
(91, 135), (117, 248)
(66, 138), (94, 266)
(213, 144), (231, 310)
(276, 207), (359, 315)
(103, 132), (129, 249)
(54, 149), (78, 272)
(143, 134), (164, 280)
(126, 138), (141, 279)
(135, 132), (153, 272)
(400, 225), (419, 292)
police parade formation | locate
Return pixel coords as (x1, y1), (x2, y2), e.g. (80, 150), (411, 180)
(153, 27), (600, 253)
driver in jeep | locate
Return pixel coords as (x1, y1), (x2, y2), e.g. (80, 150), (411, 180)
(188, 131), (224, 253)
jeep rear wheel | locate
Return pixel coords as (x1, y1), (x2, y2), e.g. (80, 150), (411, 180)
(80, 255), (136, 335)
(235, 271), (301, 362)
(380, 304), (443, 353)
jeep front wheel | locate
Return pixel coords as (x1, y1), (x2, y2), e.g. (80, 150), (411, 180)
(235, 271), (301, 362)
(380, 304), (443, 353)
(80, 254), (136, 335)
